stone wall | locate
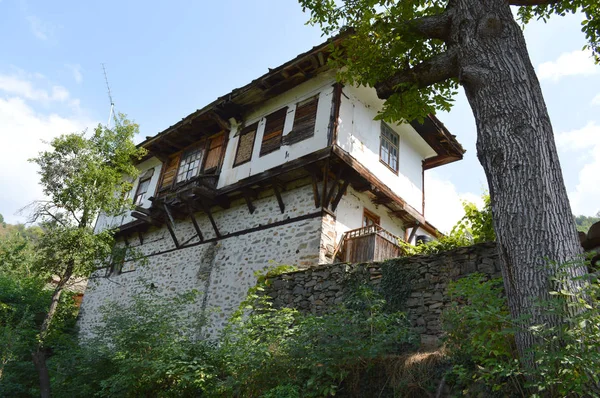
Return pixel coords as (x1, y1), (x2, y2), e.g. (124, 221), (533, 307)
(265, 242), (501, 346)
(79, 182), (325, 339)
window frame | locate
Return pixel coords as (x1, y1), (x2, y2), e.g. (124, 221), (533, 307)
(175, 145), (204, 185)
(379, 122), (400, 174)
(363, 208), (381, 228)
(133, 177), (152, 206)
(259, 107), (288, 157)
(233, 122), (258, 167)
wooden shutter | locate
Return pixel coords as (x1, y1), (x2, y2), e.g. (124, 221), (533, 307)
(234, 123), (257, 166)
(158, 153), (181, 192)
(203, 133), (225, 172)
(260, 108), (287, 156)
(283, 95), (319, 146)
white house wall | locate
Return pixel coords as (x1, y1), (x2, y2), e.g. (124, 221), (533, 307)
(336, 85), (436, 213)
(333, 186), (406, 246)
(94, 157), (163, 233)
(218, 72), (336, 189)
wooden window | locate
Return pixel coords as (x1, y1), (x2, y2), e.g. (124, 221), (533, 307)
(176, 147), (203, 183)
(283, 95), (319, 145)
(157, 154), (181, 192)
(363, 208), (380, 228)
(234, 123), (258, 167)
(203, 133), (225, 172)
(380, 123), (399, 173)
(133, 168), (154, 206)
(260, 108), (287, 156)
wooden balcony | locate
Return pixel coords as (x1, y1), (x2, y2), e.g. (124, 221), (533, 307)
(335, 225), (403, 263)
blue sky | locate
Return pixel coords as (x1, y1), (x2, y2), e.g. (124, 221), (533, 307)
(0, 1), (599, 231)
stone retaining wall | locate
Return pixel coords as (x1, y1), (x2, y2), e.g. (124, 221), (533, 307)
(265, 242), (501, 346)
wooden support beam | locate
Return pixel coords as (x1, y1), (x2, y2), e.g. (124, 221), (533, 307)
(408, 222), (420, 244)
(137, 231), (144, 245)
(331, 179), (350, 212)
(165, 222), (180, 248)
(325, 167), (344, 207)
(321, 158), (330, 209)
(242, 189), (256, 214)
(134, 206), (152, 216)
(273, 184), (285, 214)
(162, 203), (180, 248)
(306, 165), (321, 208)
(201, 201), (221, 238)
(131, 211), (160, 226)
(188, 205), (204, 243)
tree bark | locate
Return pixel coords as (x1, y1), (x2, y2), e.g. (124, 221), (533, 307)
(445, 0), (586, 360)
(32, 261), (74, 397)
(32, 350), (51, 398)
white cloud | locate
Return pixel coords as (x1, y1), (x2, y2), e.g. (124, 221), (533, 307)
(537, 49), (599, 82)
(0, 73), (94, 224)
(0, 73), (71, 103)
(424, 171), (483, 234)
(556, 122), (600, 216)
(26, 15), (51, 41)
(592, 94), (600, 107)
(66, 64), (83, 84)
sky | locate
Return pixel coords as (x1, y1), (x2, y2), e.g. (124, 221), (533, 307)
(0, 1), (598, 233)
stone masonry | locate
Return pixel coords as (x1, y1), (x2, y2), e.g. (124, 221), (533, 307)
(79, 182), (326, 339)
(264, 242), (501, 346)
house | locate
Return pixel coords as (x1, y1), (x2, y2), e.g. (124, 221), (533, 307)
(78, 36), (465, 338)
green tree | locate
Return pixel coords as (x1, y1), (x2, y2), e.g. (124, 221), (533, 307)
(299, 0), (598, 363)
(574, 211), (600, 233)
(27, 114), (146, 397)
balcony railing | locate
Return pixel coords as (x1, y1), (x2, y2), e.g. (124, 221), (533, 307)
(334, 225), (403, 263)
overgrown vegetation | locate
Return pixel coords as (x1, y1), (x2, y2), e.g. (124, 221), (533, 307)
(45, 277), (417, 398)
(443, 265), (600, 397)
(401, 194), (495, 255)
(575, 212), (600, 233)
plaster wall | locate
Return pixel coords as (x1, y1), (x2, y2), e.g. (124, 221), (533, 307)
(94, 157), (163, 233)
(79, 183), (323, 339)
(336, 85), (435, 213)
(218, 72), (336, 189)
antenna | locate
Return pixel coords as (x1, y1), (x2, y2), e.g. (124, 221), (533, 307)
(101, 63), (115, 128)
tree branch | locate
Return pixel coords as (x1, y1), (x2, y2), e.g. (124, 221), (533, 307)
(375, 48), (459, 99)
(508, 0), (561, 6)
(404, 13), (451, 41)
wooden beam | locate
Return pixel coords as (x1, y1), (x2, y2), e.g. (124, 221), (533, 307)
(331, 179), (350, 212)
(208, 111), (231, 131)
(165, 222), (180, 248)
(321, 157), (330, 209)
(188, 208), (204, 243)
(325, 167), (344, 207)
(273, 184), (285, 214)
(131, 211), (160, 226)
(408, 222), (420, 244)
(201, 201), (221, 238)
(137, 231), (144, 245)
(242, 189), (256, 214)
(306, 165), (321, 208)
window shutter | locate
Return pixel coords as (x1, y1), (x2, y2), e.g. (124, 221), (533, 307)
(158, 154), (181, 192)
(203, 133), (225, 172)
(283, 96), (319, 146)
(234, 123), (257, 167)
(260, 107), (287, 156)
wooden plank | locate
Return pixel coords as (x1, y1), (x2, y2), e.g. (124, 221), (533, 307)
(273, 184), (285, 214)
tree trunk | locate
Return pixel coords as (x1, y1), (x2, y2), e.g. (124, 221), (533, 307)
(447, 0), (586, 360)
(32, 350), (51, 398)
(32, 262), (74, 397)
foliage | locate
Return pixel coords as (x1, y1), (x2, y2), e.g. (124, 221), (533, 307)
(379, 258), (416, 311)
(50, 278), (416, 398)
(0, 274), (78, 397)
(442, 274), (522, 396)
(300, 1), (600, 122)
(574, 211), (600, 233)
(401, 194), (494, 255)
(442, 263), (600, 397)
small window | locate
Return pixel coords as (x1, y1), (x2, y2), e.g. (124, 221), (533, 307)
(380, 123), (399, 173)
(234, 123), (258, 167)
(363, 208), (380, 228)
(176, 147), (203, 183)
(133, 168), (154, 206)
(203, 133), (225, 172)
(260, 108), (287, 156)
(283, 95), (319, 145)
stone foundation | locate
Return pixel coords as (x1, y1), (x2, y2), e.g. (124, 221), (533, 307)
(264, 242), (501, 346)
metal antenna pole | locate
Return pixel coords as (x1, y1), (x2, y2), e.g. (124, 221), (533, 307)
(102, 63), (115, 128)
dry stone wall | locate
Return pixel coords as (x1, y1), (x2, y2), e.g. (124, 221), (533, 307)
(265, 242), (501, 346)
(79, 183), (324, 339)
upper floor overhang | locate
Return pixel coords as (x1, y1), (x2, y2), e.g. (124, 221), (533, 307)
(137, 34), (464, 168)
